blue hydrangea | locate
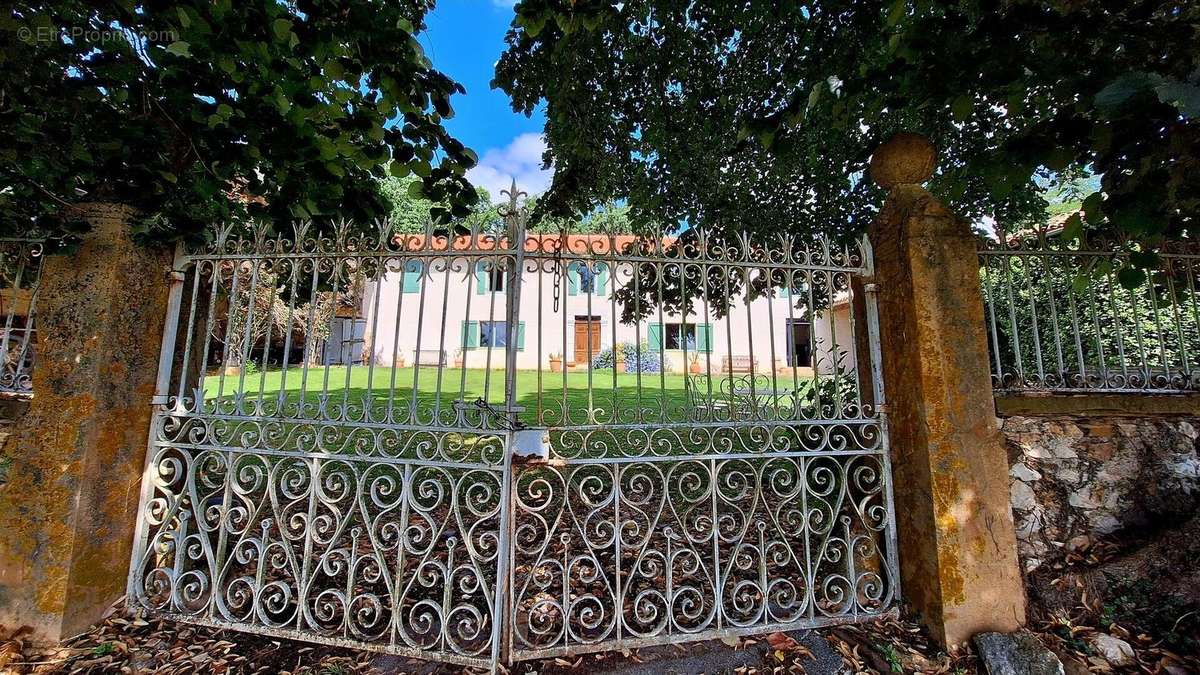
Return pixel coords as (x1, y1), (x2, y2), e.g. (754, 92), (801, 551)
(590, 342), (661, 373)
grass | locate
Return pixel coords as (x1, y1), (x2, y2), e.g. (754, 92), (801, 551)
(204, 365), (701, 427)
(198, 365), (842, 462)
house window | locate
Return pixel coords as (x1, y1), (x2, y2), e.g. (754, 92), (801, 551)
(488, 266), (505, 292)
(476, 261), (506, 294)
(647, 322), (712, 352)
(578, 265), (595, 293)
(665, 323), (698, 350)
(480, 320), (509, 347)
(401, 260), (422, 294)
(461, 320), (526, 350)
(568, 262), (607, 296)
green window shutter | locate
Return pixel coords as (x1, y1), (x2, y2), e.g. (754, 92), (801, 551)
(567, 262), (579, 296)
(596, 263), (608, 295)
(403, 260), (421, 293)
(647, 323), (663, 351)
(697, 323), (713, 353)
(516, 322), (526, 351)
(780, 285), (790, 298)
(475, 262), (487, 295)
(461, 320), (479, 349)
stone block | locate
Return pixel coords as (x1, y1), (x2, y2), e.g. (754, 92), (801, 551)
(974, 632), (1064, 675)
(0, 204), (172, 642)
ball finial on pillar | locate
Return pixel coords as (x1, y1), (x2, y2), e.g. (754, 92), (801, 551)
(869, 133), (937, 189)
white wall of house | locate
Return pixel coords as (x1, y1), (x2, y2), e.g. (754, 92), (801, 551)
(362, 258), (857, 375)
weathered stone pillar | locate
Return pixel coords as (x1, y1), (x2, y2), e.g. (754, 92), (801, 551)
(0, 204), (172, 642)
(868, 134), (1026, 646)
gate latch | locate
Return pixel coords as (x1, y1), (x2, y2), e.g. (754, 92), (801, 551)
(510, 429), (551, 462)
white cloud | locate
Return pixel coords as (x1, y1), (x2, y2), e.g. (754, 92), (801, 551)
(466, 132), (554, 204)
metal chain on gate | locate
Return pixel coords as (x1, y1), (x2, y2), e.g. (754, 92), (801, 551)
(552, 234), (563, 313)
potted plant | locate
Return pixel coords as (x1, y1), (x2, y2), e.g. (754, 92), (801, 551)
(614, 346), (627, 373)
(688, 353), (702, 374)
(395, 353), (406, 369)
(549, 352), (563, 373)
(453, 349), (464, 369)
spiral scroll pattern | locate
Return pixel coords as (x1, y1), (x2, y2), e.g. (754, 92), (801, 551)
(129, 432), (505, 668)
(129, 219), (898, 668)
(508, 446), (897, 659)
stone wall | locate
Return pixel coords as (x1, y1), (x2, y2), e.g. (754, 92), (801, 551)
(1002, 413), (1200, 571)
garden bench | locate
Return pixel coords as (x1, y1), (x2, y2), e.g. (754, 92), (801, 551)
(722, 355), (758, 373)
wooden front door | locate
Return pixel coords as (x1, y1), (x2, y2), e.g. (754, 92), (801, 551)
(573, 318), (602, 364)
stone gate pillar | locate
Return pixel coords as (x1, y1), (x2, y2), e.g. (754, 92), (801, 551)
(0, 204), (172, 642)
(867, 134), (1025, 646)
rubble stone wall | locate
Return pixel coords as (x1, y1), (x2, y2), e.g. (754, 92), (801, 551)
(1001, 413), (1200, 571)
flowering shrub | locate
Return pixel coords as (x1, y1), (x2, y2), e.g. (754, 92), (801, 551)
(590, 342), (661, 373)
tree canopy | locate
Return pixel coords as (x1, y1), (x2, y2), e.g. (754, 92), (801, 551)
(2, 1), (479, 242)
(378, 176), (499, 233)
(496, 1), (1198, 254)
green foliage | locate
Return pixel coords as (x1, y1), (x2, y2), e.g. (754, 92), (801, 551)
(496, 1), (1198, 262)
(1, 1), (479, 241)
(1100, 575), (1198, 654)
(982, 247), (1199, 387)
(378, 175), (498, 233)
(526, 198), (634, 233)
(874, 642), (903, 673)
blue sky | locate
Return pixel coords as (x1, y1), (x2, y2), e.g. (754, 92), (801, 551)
(420, 0), (551, 202)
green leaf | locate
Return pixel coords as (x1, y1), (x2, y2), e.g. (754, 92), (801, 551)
(1081, 192), (1104, 224)
(1060, 213), (1083, 241)
(389, 161), (409, 178)
(1116, 266), (1147, 289)
(1071, 273), (1091, 294)
(165, 41), (191, 57)
(517, 13), (547, 38)
(177, 7), (191, 28)
(272, 18), (292, 41)
(950, 95), (973, 122)
(1154, 79), (1200, 117)
(1129, 250), (1161, 269)
(273, 90), (291, 113)
(1095, 72), (1158, 112)
(409, 159), (431, 178)
(885, 0), (907, 27)
(806, 81), (823, 110)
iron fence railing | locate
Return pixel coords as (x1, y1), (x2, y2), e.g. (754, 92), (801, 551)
(128, 197), (898, 669)
(980, 231), (1200, 393)
(0, 238), (44, 397)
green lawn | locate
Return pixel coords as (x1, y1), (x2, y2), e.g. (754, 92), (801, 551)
(197, 366), (855, 463)
(205, 365), (700, 426)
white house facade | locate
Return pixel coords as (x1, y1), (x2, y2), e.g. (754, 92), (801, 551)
(355, 235), (856, 376)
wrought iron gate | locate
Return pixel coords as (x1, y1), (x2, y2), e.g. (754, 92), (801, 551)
(128, 193), (898, 669)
